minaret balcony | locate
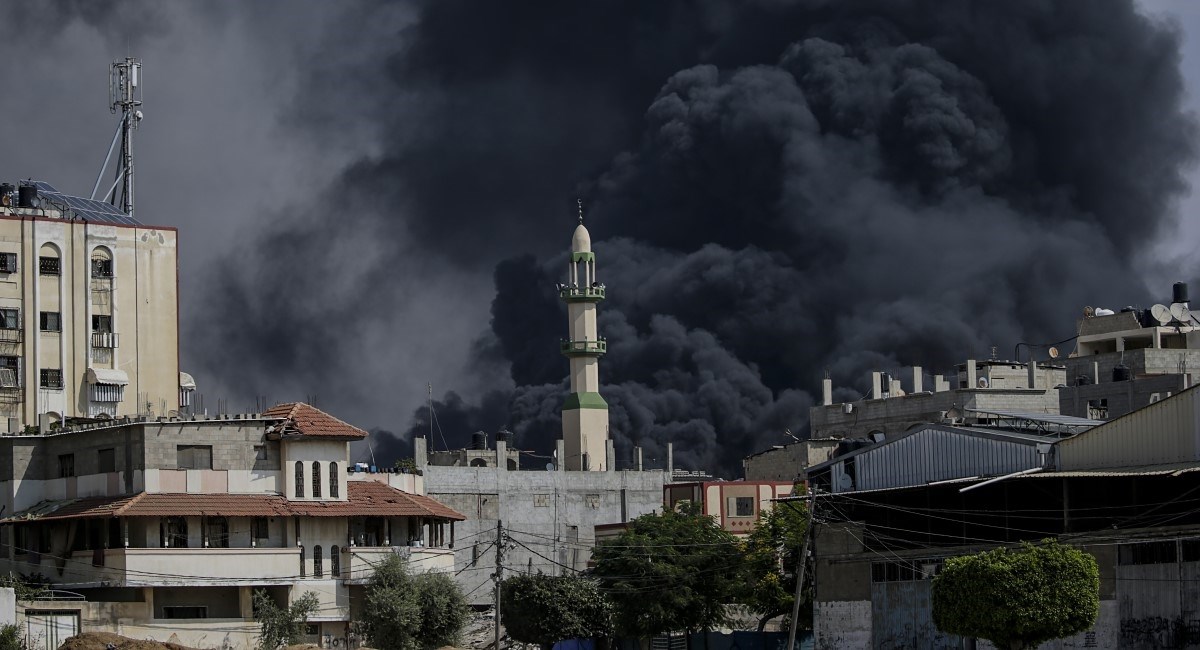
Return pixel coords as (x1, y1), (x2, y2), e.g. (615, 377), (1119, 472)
(559, 285), (606, 302)
(560, 338), (607, 356)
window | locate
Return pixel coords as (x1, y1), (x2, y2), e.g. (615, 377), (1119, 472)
(176, 445), (213, 470)
(0, 309), (17, 329)
(0, 356), (18, 388)
(1119, 541), (1177, 565)
(252, 517), (270, 545)
(90, 258), (113, 278)
(91, 315), (112, 333)
(0, 253), (16, 273)
(163, 517), (188, 548)
(295, 461), (304, 497)
(331, 545), (340, 578)
(38, 256), (59, 275)
(39, 368), (63, 389)
(314, 545), (323, 578)
(97, 448), (115, 473)
(58, 453), (74, 478)
(39, 311), (60, 332)
(206, 516), (229, 548)
(727, 496), (754, 517)
(162, 606), (206, 619)
(329, 462), (339, 498)
(312, 462), (322, 498)
(300, 545), (306, 577)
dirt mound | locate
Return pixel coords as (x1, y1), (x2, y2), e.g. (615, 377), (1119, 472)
(58, 631), (199, 650)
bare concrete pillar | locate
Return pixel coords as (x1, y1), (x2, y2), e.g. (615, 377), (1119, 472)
(496, 440), (507, 472)
(889, 379), (902, 395)
(636, 447), (643, 471)
(871, 372), (883, 399)
(667, 442), (674, 477)
(414, 436), (428, 467)
(912, 367), (923, 393)
(606, 439), (616, 472)
(935, 375), (949, 392)
(1093, 361), (1100, 385)
(822, 378), (833, 406)
(966, 360), (977, 390)
(1027, 357), (1038, 391)
(555, 439), (566, 471)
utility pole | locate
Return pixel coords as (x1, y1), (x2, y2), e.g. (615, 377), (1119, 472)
(494, 519), (504, 650)
(785, 491), (816, 650)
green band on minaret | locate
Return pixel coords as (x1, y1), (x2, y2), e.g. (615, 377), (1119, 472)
(563, 392), (608, 410)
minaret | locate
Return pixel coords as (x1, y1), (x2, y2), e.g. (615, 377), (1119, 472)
(560, 200), (609, 471)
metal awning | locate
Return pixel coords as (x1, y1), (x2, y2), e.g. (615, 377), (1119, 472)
(86, 367), (129, 386)
(964, 408), (1102, 434)
(179, 372), (196, 390)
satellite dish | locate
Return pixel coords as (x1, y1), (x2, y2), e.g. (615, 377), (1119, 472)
(977, 377), (990, 388)
(1152, 304), (1172, 325)
(545, 462), (555, 471)
(1048, 346), (1060, 359)
(837, 474), (854, 491)
(1171, 303), (1190, 323)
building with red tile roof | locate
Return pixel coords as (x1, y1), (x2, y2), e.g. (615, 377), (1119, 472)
(0, 404), (462, 647)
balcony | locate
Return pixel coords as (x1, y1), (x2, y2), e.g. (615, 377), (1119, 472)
(0, 328), (21, 344)
(342, 546), (454, 584)
(92, 332), (119, 349)
(15, 547), (304, 588)
(560, 339), (607, 356)
(559, 285), (606, 302)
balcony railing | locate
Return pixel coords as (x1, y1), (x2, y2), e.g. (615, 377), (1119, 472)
(0, 327), (22, 344)
(343, 546), (454, 583)
(92, 332), (119, 349)
(13, 547), (305, 587)
(559, 285), (606, 301)
(560, 339), (607, 356)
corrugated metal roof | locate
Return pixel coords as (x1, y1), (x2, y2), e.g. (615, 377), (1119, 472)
(1030, 462), (1200, 478)
(807, 423), (1049, 475)
(1057, 384), (1200, 470)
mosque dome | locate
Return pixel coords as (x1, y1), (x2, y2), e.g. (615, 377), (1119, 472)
(571, 223), (592, 253)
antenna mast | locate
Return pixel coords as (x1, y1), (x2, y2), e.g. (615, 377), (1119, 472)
(98, 58), (143, 217)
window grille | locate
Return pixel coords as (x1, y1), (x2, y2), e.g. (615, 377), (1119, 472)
(312, 462), (321, 498)
(329, 462), (339, 498)
(38, 256), (59, 275)
(39, 368), (63, 389)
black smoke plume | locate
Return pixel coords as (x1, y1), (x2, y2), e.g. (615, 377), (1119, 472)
(188, 0), (1194, 476)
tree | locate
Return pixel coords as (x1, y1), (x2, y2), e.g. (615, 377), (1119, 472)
(360, 554), (470, 650)
(412, 570), (471, 648)
(500, 573), (613, 648)
(743, 491), (810, 632)
(591, 506), (745, 638)
(253, 589), (320, 650)
(932, 539), (1099, 650)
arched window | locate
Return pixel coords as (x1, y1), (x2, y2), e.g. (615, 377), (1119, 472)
(329, 462), (339, 498)
(300, 545), (306, 577)
(314, 545), (323, 578)
(312, 462), (322, 498)
(331, 545), (340, 578)
(295, 461), (304, 497)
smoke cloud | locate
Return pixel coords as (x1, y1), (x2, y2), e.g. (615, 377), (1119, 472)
(0, 1), (1193, 476)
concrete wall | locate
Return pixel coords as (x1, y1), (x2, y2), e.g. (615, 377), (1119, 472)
(743, 440), (840, 481)
(1059, 374), (1187, 421)
(424, 465), (669, 605)
(810, 388), (1060, 439)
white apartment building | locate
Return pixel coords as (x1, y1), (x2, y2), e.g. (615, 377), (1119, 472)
(0, 180), (190, 428)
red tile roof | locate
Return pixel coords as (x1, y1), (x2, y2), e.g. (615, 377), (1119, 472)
(262, 402), (368, 439)
(3, 482), (463, 522)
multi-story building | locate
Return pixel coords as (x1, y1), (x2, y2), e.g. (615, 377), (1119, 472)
(662, 480), (794, 536)
(0, 180), (190, 428)
(0, 402), (463, 648)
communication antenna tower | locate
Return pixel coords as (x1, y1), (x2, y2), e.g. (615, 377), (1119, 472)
(90, 58), (143, 217)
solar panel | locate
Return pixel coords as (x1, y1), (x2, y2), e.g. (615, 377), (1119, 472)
(26, 180), (143, 226)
